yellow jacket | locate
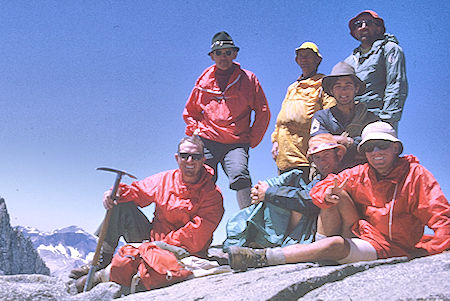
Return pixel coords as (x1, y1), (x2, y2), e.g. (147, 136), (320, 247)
(271, 74), (335, 171)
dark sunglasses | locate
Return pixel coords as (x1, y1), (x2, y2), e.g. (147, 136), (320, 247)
(178, 152), (203, 161)
(353, 19), (376, 28)
(361, 140), (392, 153)
(215, 50), (233, 56)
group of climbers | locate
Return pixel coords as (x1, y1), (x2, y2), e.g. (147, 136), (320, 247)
(70, 9), (448, 294)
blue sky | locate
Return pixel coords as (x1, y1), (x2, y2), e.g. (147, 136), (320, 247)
(1, 1), (448, 244)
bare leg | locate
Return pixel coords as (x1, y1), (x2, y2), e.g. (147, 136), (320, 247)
(286, 211), (303, 235)
(282, 236), (351, 263)
(317, 190), (359, 238)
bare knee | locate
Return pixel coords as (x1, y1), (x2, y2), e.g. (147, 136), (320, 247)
(317, 236), (350, 261)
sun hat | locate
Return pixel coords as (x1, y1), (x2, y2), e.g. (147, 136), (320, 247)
(209, 31), (239, 54)
(357, 121), (403, 153)
(307, 133), (347, 159)
(295, 41), (322, 58)
(348, 10), (386, 39)
(322, 62), (366, 97)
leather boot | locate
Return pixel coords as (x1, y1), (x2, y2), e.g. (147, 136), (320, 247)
(227, 246), (268, 271)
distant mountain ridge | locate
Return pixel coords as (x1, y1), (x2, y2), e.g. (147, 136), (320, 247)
(18, 224), (125, 279)
(17, 225), (98, 279)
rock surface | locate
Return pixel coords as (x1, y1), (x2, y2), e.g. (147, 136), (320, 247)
(0, 197), (49, 276)
(0, 252), (448, 300)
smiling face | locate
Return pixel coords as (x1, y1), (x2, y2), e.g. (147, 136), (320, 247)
(296, 49), (321, 76)
(210, 48), (238, 70)
(311, 148), (343, 176)
(175, 141), (205, 184)
(352, 14), (384, 48)
(331, 76), (357, 107)
(364, 141), (400, 176)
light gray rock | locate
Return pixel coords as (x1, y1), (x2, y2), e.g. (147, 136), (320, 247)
(0, 253), (448, 300)
(0, 274), (121, 301)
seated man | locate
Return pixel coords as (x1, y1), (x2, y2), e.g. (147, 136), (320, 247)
(223, 134), (346, 250)
(70, 136), (224, 284)
(228, 122), (449, 271)
(310, 62), (378, 170)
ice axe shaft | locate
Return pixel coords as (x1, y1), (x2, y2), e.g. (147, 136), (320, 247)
(83, 167), (137, 292)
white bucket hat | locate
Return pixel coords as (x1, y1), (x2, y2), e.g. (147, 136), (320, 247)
(357, 121), (403, 153)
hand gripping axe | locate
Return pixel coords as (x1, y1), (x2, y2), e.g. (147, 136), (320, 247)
(84, 167), (137, 292)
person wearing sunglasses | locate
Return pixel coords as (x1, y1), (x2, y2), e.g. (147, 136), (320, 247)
(70, 136), (224, 284)
(310, 62), (378, 170)
(271, 42), (336, 183)
(183, 31), (270, 209)
(227, 121), (449, 271)
(344, 10), (408, 131)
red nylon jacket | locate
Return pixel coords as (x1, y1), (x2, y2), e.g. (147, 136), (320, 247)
(310, 155), (450, 259)
(116, 166), (224, 256)
(183, 62), (270, 148)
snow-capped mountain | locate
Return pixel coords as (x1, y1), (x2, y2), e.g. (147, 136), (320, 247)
(17, 225), (98, 279)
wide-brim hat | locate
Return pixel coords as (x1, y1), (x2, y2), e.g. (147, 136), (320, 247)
(322, 62), (366, 97)
(349, 10), (386, 40)
(295, 41), (322, 58)
(209, 31), (239, 55)
(307, 133), (347, 159)
(357, 121), (403, 153)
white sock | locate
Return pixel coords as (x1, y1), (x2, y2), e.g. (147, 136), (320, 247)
(266, 247), (286, 266)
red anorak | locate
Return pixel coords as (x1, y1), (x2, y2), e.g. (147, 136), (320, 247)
(310, 155), (450, 258)
(183, 62), (270, 148)
(117, 166), (224, 255)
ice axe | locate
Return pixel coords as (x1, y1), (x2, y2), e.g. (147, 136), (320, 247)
(83, 167), (137, 292)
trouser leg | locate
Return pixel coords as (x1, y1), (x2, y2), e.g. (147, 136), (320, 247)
(95, 202), (152, 251)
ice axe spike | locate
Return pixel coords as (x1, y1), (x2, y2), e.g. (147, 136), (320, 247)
(83, 167), (137, 292)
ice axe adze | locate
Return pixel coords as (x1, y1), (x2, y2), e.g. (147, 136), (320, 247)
(83, 167), (137, 292)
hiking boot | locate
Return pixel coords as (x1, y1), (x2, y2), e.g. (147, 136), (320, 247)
(227, 246), (268, 271)
(69, 252), (113, 279)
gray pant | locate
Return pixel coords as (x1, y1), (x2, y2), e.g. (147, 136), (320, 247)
(95, 202), (152, 251)
(201, 138), (252, 190)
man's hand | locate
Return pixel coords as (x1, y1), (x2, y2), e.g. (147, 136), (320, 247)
(324, 178), (348, 204)
(333, 135), (354, 149)
(271, 142), (279, 161)
(251, 181), (269, 204)
(103, 188), (121, 209)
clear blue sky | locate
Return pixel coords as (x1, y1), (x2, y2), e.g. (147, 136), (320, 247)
(1, 1), (449, 244)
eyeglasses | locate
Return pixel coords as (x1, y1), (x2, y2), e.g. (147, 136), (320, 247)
(215, 50), (233, 56)
(353, 19), (376, 28)
(178, 152), (203, 161)
(361, 140), (392, 153)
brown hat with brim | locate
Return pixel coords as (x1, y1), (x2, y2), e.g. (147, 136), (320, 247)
(322, 62), (366, 97)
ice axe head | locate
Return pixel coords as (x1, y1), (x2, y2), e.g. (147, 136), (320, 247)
(96, 167), (137, 199)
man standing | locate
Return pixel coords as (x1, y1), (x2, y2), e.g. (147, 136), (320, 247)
(311, 62), (378, 170)
(227, 122), (449, 271)
(344, 10), (408, 129)
(70, 136), (224, 280)
(183, 31), (270, 209)
(271, 42), (335, 182)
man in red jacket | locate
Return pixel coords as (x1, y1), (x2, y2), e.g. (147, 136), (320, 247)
(227, 122), (449, 271)
(183, 31), (271, 209)
(70, 136), (224, 279)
